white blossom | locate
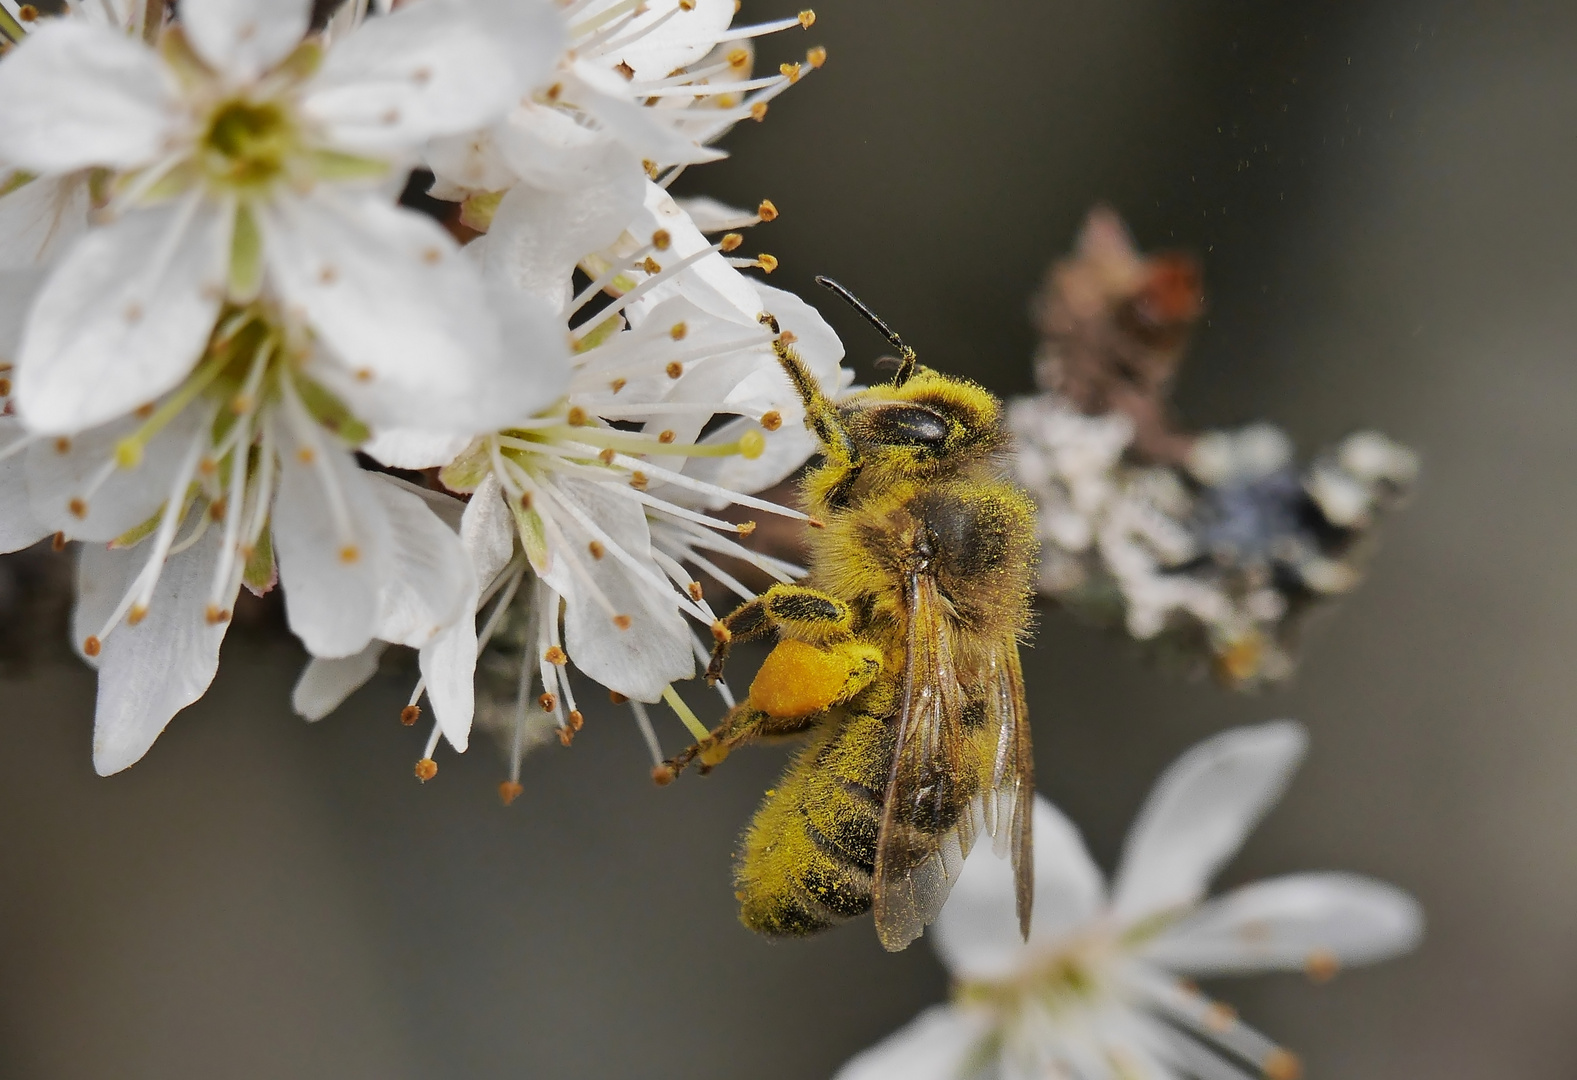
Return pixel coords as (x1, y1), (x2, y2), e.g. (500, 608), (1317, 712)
(837, 722), (1423, 1080)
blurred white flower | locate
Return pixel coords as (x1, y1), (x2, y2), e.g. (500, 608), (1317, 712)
(837, 722), (1423, 1080)
(0, 0), (563, 434)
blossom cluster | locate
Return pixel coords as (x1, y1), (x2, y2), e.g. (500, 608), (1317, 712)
(0, 0), (836, 777)
(1011, 208), (1418, 688)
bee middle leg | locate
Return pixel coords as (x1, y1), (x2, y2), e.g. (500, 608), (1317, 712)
(707, 583), (857, 684)
(653, 704), (818, 784)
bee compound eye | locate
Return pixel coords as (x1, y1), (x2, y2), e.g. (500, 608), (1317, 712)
(867, 405), (949, 448)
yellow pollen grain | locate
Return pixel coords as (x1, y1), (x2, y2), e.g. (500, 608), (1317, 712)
(750, 102), (769, 122)
(727, 47), (749, 68)
(414, 758), (438, 782)
(296, 446), (316, 465)
(587, 540), (605, 560)
(720, 232), (743, 252)
(538, 692), (557, 713)
(652, 228), (672, 250)
(498, 780), (524, 805)
(657, 429), (676, 444)
(609, 690), (628, 704)
(612, 614), (632, 630)
(669, 321), (687, 340)
(83, 635), (101, 656)
(67, 497), (87, 519)
(1304, 949), (1340, 983)
(1262, 1049), (1303, 1080)
(686, 581), (703, 601)
(761, 410), (783, 431)
(545, 645), (568, 665)
(641, 256), (662, 274)
(629, 471), (648, 490)
(610, 377), (627, 393)
(400, 705), (421, 726)
(339, 544), (360, 564)
(567, 406), (588, 426)
(53, 437), (70, 454)
(757, 199), (779, 221)
(798, 9), (815, 27)
(546, 81), (563, 101)
(665, 361), (683, 379)
(735, 520), (757, 536)
(807, 45), (827, 68)
(756, 253), (778, 273)
(599, 447), (616, 465)
(780, 61), (801, 83)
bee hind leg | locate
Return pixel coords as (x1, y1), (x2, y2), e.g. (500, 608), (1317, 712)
(653, 704), (818, 785)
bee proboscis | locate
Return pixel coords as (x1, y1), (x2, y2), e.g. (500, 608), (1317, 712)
(658, 278), (1037, 952)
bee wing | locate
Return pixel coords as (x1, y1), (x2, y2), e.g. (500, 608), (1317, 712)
(982, 639), (1035, 941)
(872, 572), (984, 952)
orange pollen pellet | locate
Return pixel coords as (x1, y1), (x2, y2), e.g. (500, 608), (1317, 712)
(587, 540), (605, 560)
(519, 492), (533, 510)
(51, 532), (66, 551)
(720, 232), (743, 252)
(612, 614), (632, 630)
(568, 710), (584, 731)
(339, 544), (360, 564)
(414, 758), (438, 782)
(807, 45), (827, 68)
(686, 581), (703, 601)
(598, 447), (616, 465)
(750, 102), (768, 122)
(629, 471), (648, 489)
(82, 635), (101, 657)
(798, 9), (815, 27)
(53, 437), (70, 454)
(498, 780), (524, 805)
(127, 605), (148, 626)
(657, 430), (676, 444)
(545, 645), (568, 665)
(400, 705), (421, 726)
(204, 605), (230, 625)
(760, 410), (782, 431)
(711, 621), (731, 644)
(641, 256), (661, 274)
(652, 229), (672, 250)
(669, 321), (687, 340)
(67, 497), (87, 519)
(610, 377), (627, 393)
(609, 690), (629, 704)
(727, 47), (749, 68)
(566, 406), (588, 425)
(756, 253), (778, 273)
(757, 199), (778, 221)
(1304, 949), (1340, 983)
(538, 692), (557, 712)
(666, 361), (683, 379)
(1262, 1049), (1303, 1080)
(296, 446), (316, 465)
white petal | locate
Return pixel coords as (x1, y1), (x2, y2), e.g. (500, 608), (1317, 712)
(0, 174), (92, 269)
(482, 145), (646, 312)
(15, 199), (230, 434)
(0, 20), (179, 173)
(424, 125), (519, 194)
(0, 419), (48, 553)
(362, 428), (474, 471)
(935, 796), (1106, 981)
(88, 525), (234, 774)
(26, 401), (208, 541)
(74, 539), (134, 668)
(535, 476), (693, 700)
(1140, 872), (1424, 976)
(603, 0), (734, 79)
(833, 1006), (993, 1080)
(261, 192), (517, 433)
(1110, 721), (1308, 926)
(271, 432), (389, 658)
(628, 181), (760, 321)
(567, 65), (726, 167)
(492, 104), (637, 193)
(461, 473), (515, 591)
(292, 643), (386, 721)
(304, 0), (564, 153)
(419, 619), (475, 752)
(365, 473), (470, 649)
(724, 283), (844, 417)
(180, 0), (310, 82)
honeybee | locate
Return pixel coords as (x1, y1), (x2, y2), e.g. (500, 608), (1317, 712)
(657, 279), (1038, 952)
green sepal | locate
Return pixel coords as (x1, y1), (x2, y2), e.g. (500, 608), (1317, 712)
(293, 376), (371, 447)
(459, 190), (505, 232)
(572, 314), (624, 353)
(243, 526), (276, 595)
(438, 438), (491, 493)
(109, 511), (161, 550)
(511, 501), (551, 574)
(0, 170), (35, 198)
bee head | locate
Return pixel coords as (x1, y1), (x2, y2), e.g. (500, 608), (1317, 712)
(839, 370), (1004, 474)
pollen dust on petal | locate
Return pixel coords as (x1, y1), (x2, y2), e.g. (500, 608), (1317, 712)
(498, 780), (524, 805)
(400, 705), (421, 726)
(414, 758), (438, 782)
(53, 437), (70, 454)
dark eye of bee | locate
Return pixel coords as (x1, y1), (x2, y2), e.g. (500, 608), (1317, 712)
(865, 405), (949, 448)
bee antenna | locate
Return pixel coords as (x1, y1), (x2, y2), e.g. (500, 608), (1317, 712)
(814, 276), (918, 386)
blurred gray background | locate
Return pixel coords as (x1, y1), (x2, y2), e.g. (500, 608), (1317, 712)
(3, 0), (1576, 1076)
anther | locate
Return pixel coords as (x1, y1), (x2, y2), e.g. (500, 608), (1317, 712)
(807, 45), (827, 68)
(498, 780), (524, 805)
(208, 498), (226, 521)
(798, 9), (815, 27)
(629, 471), (648, 489)
(318, 265), (338, 285)
(658, 430), (676, 444)
(1304, 949), (1340, 983)
(400, 705), (421, 726)
(557, 725), (575, 747)
(599, 447), (616, 465)
(134, 402), (155, 418)
(609, 690), (628, 704)
(519, 492), (533, 510)
(652, 229), (672, 250)
(642, 159), (658, 178)
(1204, 1003), (1236, 1033)
(355, 368), (373, 382)
(670, 321), (687, 340)
(127, 605), (148, 626)
(414, 758), (438, 782)
(651, 763), (677, 786)
(735, 521), (757, 536)
(53, 437), (70, 454)
(756, 253), (778, 273)
(612, 614), (632, 630)
(230, 394), (254, 415)
(727, 47), (749, 68)
(545, 645), (569, 665)
(615, 60), (635, 80)
(761, 410), (783, 431)
(711, 621), (731, 644)
(115, 439), (143, 469)
(686, 581), (703, 601)
(1262, 1050), (1303, 1080)
(678, 0), (694, 9)
(666, 361), (683, 379)
(641, 256), (662, 274)
(780, 61), (802, 82)
(610, 377), (627, 393)
(720, 233), (744, 252)
(123, 302), (143, 324)
(204, 605), (231, 625)
(538, 692), (557, 712)
(67, 498), (87, 519)
(807, 517), (826, 528)
(51, 532), (66, 551)
(569, 710), (584, 731)
(566, 406), (588, 425)
(18, 5), (38, 21)
(0, 378), (11, 396)
(758, 199), (778, 221)
(83, 635), (101, 657)
(296, 446), (316, 465)
(198, 457), (218, 477)
(750, 102), (769, 121)
(339, 544), (360, 564)
(587, 540), (605, 560)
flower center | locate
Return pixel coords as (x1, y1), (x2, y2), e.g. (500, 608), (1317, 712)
(201, 100), (297, 191)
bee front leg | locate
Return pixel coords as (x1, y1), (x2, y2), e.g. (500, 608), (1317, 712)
(706, 583), (856, 684)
